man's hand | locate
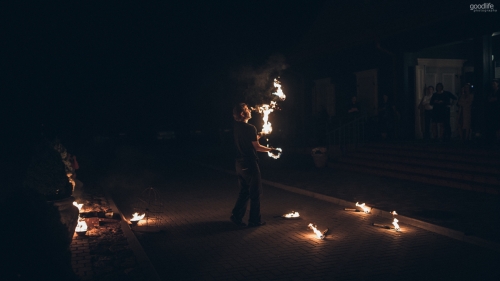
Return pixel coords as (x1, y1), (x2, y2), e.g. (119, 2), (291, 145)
(269, 148), (281, 155)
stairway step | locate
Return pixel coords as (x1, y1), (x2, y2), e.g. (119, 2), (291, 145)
(366, 142), (500, 158)
(338, 157), (500, 186)
(348, 151), (500, 175)
(356, 146), (500, 166)
(328, 161), (499, 194)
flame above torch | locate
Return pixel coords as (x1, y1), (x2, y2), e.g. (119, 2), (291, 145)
(272, 78), (286, 100)
(257, 101), (277, 135)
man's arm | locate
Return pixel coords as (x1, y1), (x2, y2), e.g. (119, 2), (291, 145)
(252, 141), (274, 153)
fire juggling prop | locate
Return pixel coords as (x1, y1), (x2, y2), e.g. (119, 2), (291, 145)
(75, 217), (88, 236)
(73, 201), (83, 212)
(272, 78), (286, 100)
(372, 210), (401, 231)
(392, 218), (400, 231)
(130, 212), (145, 226)
(282, 211), (300, 218)
(253, 78), (285, 159)
(308, 223), (329, 239)
(268, 147), (282, 159)
(355, 202), (371, 213)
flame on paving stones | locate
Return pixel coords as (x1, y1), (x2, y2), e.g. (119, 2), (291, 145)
(73, 201), (83, 212)
(308, 223), (327, 239)
(392, 218), (400, 231)
(75, 217), (88, 233)
(283, 211), (299, 218)
(355, 202), (371, 213)
(130, 212), (145, 222)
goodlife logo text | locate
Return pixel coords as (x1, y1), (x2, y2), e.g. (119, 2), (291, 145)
(470, 3), (497, 12)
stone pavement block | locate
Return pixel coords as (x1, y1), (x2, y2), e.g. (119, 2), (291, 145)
(108, 156), (500, 280)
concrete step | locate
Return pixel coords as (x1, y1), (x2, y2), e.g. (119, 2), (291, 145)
(348, 151), (500, 176)
(337, 156), (500, 186)
(328, 161), (499, 194)
(366, 142), (500, 158)
(356, 146), (500, 166)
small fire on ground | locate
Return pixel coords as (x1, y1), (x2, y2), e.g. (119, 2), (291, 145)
(308, 223), (328, 239)
(131, 212), (145, 222)
(355, 202), (371, 213)
(283, 211), (299, 218)
(392, 218), (400, 231)
(75, 218), (88, 232)
(73, 201), (83, 212)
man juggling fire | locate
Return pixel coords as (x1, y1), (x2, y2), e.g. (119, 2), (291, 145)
(230, 103), (280, 227)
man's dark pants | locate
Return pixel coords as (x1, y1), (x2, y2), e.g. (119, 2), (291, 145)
(232, 159), (262, 224)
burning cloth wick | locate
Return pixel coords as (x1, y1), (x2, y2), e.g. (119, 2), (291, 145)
(283, 211), (300, 218)
(308, 223), (328, 239)
(355, 202), (371, 213)
(392, 218), (400, 231)
(255, 77), (286, 159)
(372, 211), (400, 231)
(267, 146), (282, 159)
(75, 217), (88, 232)
(73, 201), (83, 212)
(272, 78), (286, 100)
(372, 219), (401, 231)
(131, 212), (145, 222)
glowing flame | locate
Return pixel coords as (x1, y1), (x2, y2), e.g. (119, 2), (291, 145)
(272, 78), (286, 100)
(284, 211), (299, 218)
(308, 223), (325, 239)
(355, 202), (370, 213)
(75, 218), (87, 232)
(268, 147), (282, 159)
(73, 201), (83, 212)
(131, 212), (145, 222)
(392, 218), (400, 231)
(257, 101), (277, 135)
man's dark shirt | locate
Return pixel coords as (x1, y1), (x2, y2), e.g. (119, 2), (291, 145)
(233, 121), (258, 161)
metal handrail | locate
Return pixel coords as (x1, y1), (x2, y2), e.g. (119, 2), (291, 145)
(327, 115), (367, 155)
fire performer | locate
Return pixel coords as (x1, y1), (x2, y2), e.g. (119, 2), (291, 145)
(230, 103), (280, 227)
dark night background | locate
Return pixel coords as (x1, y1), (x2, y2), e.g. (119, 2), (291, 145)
(2, 0), (325, 141)
(2, 1), (499, 181)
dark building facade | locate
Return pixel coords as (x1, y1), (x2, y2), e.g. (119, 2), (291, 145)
(285, 1), (500, 144)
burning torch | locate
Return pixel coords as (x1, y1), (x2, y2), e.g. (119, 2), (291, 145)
(253, 78), (285, 159)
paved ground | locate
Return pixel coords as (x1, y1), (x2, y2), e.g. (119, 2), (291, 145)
(104, 144), (500, 280)
(198, 145), (500, 244)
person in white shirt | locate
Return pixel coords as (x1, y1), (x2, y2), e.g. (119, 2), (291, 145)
(419, 86), (434, 140)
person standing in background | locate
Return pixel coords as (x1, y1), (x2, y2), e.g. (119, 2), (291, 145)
(457, 84), (474, 141)
(419, 86), (434, 140)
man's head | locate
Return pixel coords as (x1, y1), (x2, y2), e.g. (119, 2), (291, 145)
(492, 79), (499, 91)
(436, 83), (444, 93)
(233, 103), (252, 122)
